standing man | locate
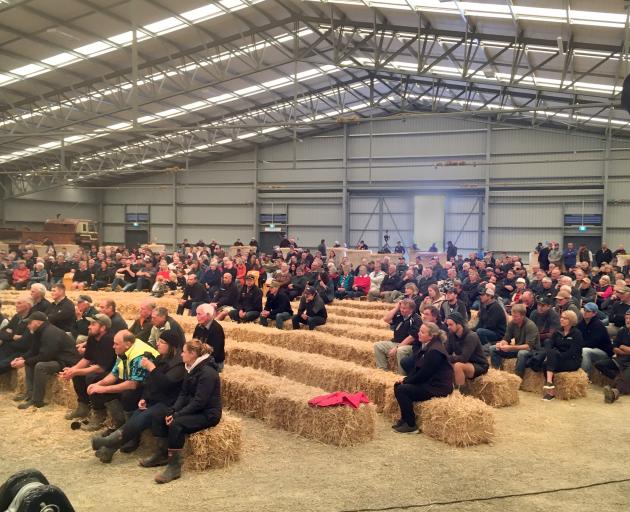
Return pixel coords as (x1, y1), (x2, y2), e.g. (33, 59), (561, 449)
(60, 314), (116, 429)
(193, 304), (225, 372)
(11, 312), (79, 409)
(563, 242), (577, 271)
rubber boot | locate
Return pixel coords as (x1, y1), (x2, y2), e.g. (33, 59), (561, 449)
(65, 402), (90, 421)
(104, 399), (126, 429)
(139, 438), (168, 468)
(92, 429), (123, 452)
(81, 409), (107, 432)
(155, 449), (182, 484)
(120, 411), (140, 453)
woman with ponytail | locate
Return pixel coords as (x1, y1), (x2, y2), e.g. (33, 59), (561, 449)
(392, 321), (453, 434)
(148, 339), (222, 484)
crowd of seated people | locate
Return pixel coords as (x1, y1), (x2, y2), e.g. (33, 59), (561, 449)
(1, 237), (630, 447)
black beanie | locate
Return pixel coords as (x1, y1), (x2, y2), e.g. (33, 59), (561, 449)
(158, 330), (180, 348)
(448, 312), (466, 326)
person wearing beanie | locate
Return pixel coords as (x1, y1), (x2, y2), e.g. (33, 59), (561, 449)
(91, 329), (185, 463)
(578, 302), (612, 374)
(260, 281), (293, 329)
(472, 286), (507, 345)
(489, 304), (540, 376)
(445, 312), (488, 388)
(292, 286), (327, 330)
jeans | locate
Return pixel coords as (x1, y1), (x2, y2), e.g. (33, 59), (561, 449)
(292, 315), (326, 330)
(581, 347), (608, 374)
(121, 403), (167, 444)
(475, 328), (502, 345)
(489, 346), (530, 376)
(177, 301), (205, 316)
(91, 280), (110, 290)
(260, 312), (292, 329)
(25, 361), (62, 404)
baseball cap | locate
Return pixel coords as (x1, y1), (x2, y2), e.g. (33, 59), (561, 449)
(245, 273), (256, 280)
(304, 286), (317, 295)
(516, 278), (526, 284)
(583, 302), (599, 313)
(77, 294), (93, 304)
(481, 286), (495, 297)
(24, 311), (47, 322)
(555, 290), (571, 299)
(615, 285), (630, 294)
(536, 294), (553, 306)
(87, 314), (112, 330)
(268, 280), (282, 288)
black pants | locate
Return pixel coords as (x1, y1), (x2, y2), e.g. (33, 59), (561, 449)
(292, 315), (326, 330)
(594, 358), (630, 394)
(90, 386), (143, 412)
(152, 411), (220, 450)
(72, 371), (107, 409)
(544, 349), (580, 373)
(122, 403), (169, 444)
(394, 382), (446, 427)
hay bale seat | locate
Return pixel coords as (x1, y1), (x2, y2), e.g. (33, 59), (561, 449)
(222, 365), (376, 446)
(223, 340), (400, 414)
(183, 413), (243, 470)
(222, 322), (376, 368)
(462, 369), (521, 407)
(326, 314), (387, 330)
(324, 305), (385, 320)
(0, 368), (77, 409)
(329, 301), (393, 312)
(500, 359), (589, 400)
(317, 324), (393, 343)
(420, 392), (495, 447)
(589, 367), (615, 388)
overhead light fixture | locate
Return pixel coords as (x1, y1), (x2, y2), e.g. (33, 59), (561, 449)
(557, 37), (565, 54)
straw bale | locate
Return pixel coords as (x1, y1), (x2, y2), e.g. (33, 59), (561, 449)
(318, 324), (393, 343)
(50, 377), (78, 410)
(329, 301), (393, 312)
(420, 392), (495, 447)
(183, 413), (243, 470)
(520, 369), (588, 400)
(0, 370), (18, 392)
(326, 314), (386, 330)
(462, 369), (521, 408)
(325, 306), (385, 320)
(222, 322), (376, 368)
(520, 369), (546, 393)
(224, 340), (400, 413)
(222, 365), (376, 446)
(501, 358), (518, 374)
(589, 367), (615, 388)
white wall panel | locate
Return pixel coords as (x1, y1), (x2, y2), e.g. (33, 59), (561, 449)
(151, 205), (173, 224)
(176, 206), (252, 226)
(489, 203), (562, 228)
(103, 225), (124, 244)
(289, 204), (341, 226)
(177, 227), (252, 245)
(103, 205), (124, 224)
(4, 200), (98, 224)
(287, 227), (342, 248)
(178, 186), (252, 204)
(105, 187), (172, 204)
(490, 228), (562, 252)
(149, 226), (173, 246)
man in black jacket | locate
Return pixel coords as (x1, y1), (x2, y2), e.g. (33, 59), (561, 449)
(374, 298), (420, 374)
(445, 313), (488, 389)
(292, 286), (327, 331)
(11, 312), (79, 409)
(29, 283), (50, 314)
(367, 264), (402, 302)
(71, 295), (98, 343)
(0, 296), (34, 374)
(229, 274), (263, 323)
(473, 286), (506, 345)
(176, 274), (208, 316)
(193, 304), (225, 371)
(59, 314), (116, 428)
(578, 302), (612, 374)
(46, 283), (75, 332)
(128, 300), (155, 343)
(97, 299), (128, 335)
(260, 281), (293, 329)
(607, 285), (630, 337)
(212, 273), (239, 321)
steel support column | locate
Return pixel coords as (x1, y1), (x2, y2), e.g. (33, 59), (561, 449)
(172, 170), (178, 250)
(253, 145), (259, 240)
(483, 122), (491, 250)
(341, 124), (349, 243)
(602, 130), (611, 242)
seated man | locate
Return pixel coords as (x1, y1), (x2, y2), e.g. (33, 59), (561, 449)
(473, 286), (507, 345)
(578, 302), (612, 374)
(260, 281), (293, 329)
(489, 303), (540, 376)
(135, 260), (156, 291)
(30, 283), (51, 313)
(373, 298), (420, 374)
(46, 283), (75, 333)
(110, 258), (138, 292)
(445, 312), (488, 389)
(193, 304), (225, 372)
(594, 311), (630, 403)
(97, 299), (128, 335)
(0, 296), (34, 374)
(531, 294), (560, 344)
(59, 314), (116, 430)
(91, 260), (113, 290)
(287, 266), (308, 300)
(128, 300), (155, 343)
(292, 286), (327, 330)
(440, 286), (468, 323)
(71, 295), (98, 343)
(607, 285), (630, 338)
(11, 312), (79, 409)
(71, 260), (92, 291)
(176, 274), (207, 316)
(29, 262), (49, 288)
(367, 264), (402, 302)
(148, 307), (185, 349)
(229, 273), (263, 323)
(212, 273), (239, 322)
(86, 330), (158, 432)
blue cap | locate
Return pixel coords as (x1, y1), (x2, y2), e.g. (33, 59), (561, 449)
(584, 302), (598, 313)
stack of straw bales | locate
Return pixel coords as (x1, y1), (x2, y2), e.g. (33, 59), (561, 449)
(520, 369), (589, 400)
(224, 340), (400, 413)
(589, 367), (615, 387)
(317, 324), (393, 343)
(222, 365), (376, 446)
(420, 392), (495, 446)
(325, 305), (385, 320)
(326, 314), (388, 330)
(183, 413), (243, 470)
(462, 369), (522, 407)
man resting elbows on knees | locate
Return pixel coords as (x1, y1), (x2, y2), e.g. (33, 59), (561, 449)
(489, 303), (540, 376)
(292, 286), (327, 330)
(578, 302), (612, 374)
(445, 312), (488, 389)
(373, 298), (420, 374)
(260, 281), (293, 329)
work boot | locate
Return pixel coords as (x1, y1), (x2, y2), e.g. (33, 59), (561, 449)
(139, 438), (169, 468)
(155, 449), (183, 484)
(65, 402), (90, 420)
(604, 385), (620, 404)
(17, 400), (44, 410)
(92, 428), (123, 452)
(12, 393), (30, 402)
(104, 400), (126, 429)
(81, 409), (107, 432)
(120, 411), (140, 453)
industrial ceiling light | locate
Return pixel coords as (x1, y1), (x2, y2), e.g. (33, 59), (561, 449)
(556, 36), (565, 54)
